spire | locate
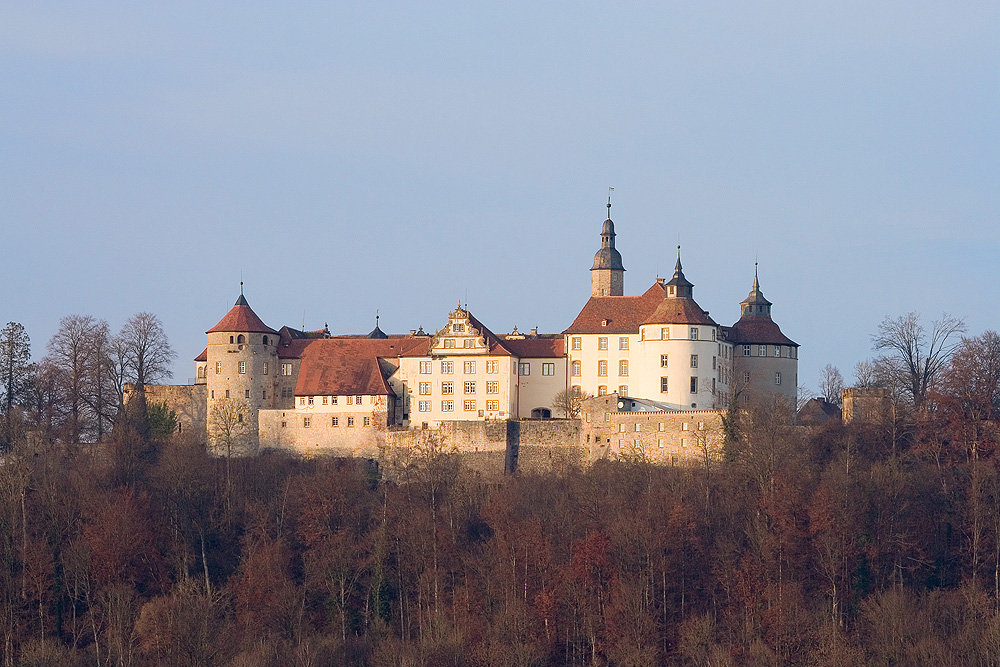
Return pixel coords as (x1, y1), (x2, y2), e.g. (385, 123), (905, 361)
(664, 245), (693, 298)
(367, 311), (387, 339)
(740, 263), (772, 318)
(235, 281), (249, 306)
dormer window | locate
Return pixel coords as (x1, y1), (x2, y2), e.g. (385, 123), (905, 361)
(601, 319), (608, 327)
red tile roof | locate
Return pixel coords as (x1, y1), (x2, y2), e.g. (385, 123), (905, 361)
(281, 337), (430, 396)
(727, 317), (798, 346)
(207, 301), (278, 335)
(194, 348), (207, 362)
(502, 337), (565, 358)
(563, 283), (666, 334)
(641, 297), (718, 326)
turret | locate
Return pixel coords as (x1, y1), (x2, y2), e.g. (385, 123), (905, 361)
(664, 247), (694, 299)
(591, 200), (625, 296)
(204, 286), (278, 455)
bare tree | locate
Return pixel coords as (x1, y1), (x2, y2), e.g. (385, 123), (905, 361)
(551, 388), (593, 419)
(818, 365), (844, 405)
(115, 312), (175, 439)
(209, 397), (252, 507)
(872, 312), (966, 408)
(46, 315), (109, 443)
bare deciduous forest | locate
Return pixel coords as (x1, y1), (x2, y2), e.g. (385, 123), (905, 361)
(1, 319), (1000, 665)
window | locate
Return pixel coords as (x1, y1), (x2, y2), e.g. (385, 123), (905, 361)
(619, 385), (628, 396)
(712, 329), (717, 341)
(658, 439), (665, 448)
(237, 334), (245, 344)
(464, 339), (475, 348)
(303, 417), (311, 428)
(263, 335), (268, 345)
(229, 336), (234, 344)
(598, 337), (608, 350)
(441, 382), (454, 395)
(453, 323), (465, 332)
(347, 396), (355, 405)
(419, 382), (431, 395)
(486, 381), (498, 394)
(598, 360), (608, 376)
(237, 361), (246, 374)
(225, 390), (230, 398)
(712, 356), (717, 370)
(419, 361), (432, 374)
(486, 360), (498, 374)
(598, 385), (607, 396)
(572, 361), (581, 377)
(619, 360), (628, 376)
(347, 417), (355, 427)
(743, 371), (751, 383)
(690, 377), (698, 393)
(299, 397), (305, 406)
(634, 423), (641, 432)
(263, 362), (268, 375)
(619, 337), (629, 350)
(215, 361), (222, 374)
(464, 381), (476, 394)
(244, 389), (250, 399)
(262, 390), (266, 399)
(690, 327), (698, 340)
(775, 372), (782, 385)
(759, 345), (767, 357)
(486, 400), (498, 411)
(464, 361), (476, 374)
(774, 345), (781, 357)
(661, 327), (669, 340)
(363, 416), (371, 426)
(658, 422), (664, 431)
(571, 337), (581, 350)
(660, 354), (668, 367)
(322, 396), (329, 405)
(619, 423), (626, 432)
(418, 401), (431, 412)
(198, 367), (206, 379)
(308, 396), (314, 405)
(464, 400), (476, 411)
(661, 377), (669, 392)
(237, 413), (242, 422)
(743, 345), (751, 356)
(680, 438), (688, 448)
(519, 362), (530, 376)
(542, 363), (555, 376)
(441, 401), (453, 412)
(331, 396), (338, 404)
(444, 339), (455, 348)
(690, 355), (698, 368)
(441, 361), (453, 374)
(281, 363), (292, 376)
(332, 417), (339, 426)
(281, 388), (293, 398)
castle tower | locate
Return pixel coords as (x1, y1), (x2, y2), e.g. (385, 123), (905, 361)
(729, 266), (799, 407)
(205, 288), (279, 455)
(591, 200), (625, 296)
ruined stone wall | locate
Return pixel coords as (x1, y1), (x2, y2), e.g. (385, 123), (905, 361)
(143, 384), (207, 441)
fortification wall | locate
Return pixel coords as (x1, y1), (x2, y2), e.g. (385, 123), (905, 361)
(143, 384), (207, 440)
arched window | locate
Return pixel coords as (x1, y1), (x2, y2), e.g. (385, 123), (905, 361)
(237, 334), (246, 344)
(263, 335), (269, 345)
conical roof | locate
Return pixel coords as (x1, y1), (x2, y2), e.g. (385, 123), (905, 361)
(207, 292), (277, 334)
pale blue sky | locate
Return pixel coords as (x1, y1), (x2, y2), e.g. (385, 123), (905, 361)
(2, 2), (997, 393)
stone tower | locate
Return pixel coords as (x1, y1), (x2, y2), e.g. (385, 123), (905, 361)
(729, 267), (799, 407)
(205, 289), (279, 455)
(590, 201), (625, 296)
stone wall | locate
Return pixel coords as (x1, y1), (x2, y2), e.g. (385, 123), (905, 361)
(143, 384), (207, 440)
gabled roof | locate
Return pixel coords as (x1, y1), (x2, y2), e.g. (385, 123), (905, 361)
(207, 294), (278, 335)
(290, 337), (430, 396)
(563, 283), (666, 334)
(501, 337), (565, 358)
(727, 318), (798, 346)
(641, 297), (717, 327)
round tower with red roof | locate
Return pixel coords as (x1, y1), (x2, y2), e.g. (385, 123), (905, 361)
(728, 267), (799, 407)
(205, 288), (279, 455)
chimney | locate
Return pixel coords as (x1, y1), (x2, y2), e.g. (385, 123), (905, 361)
(409, 329), (416, 335)
(531, 327), (538, 336)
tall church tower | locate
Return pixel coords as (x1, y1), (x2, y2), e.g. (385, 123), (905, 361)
(205, 288), (279, 455)
(590, 200), (625, 296)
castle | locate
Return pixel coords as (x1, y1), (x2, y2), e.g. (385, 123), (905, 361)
(148, 204), (798, 467)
